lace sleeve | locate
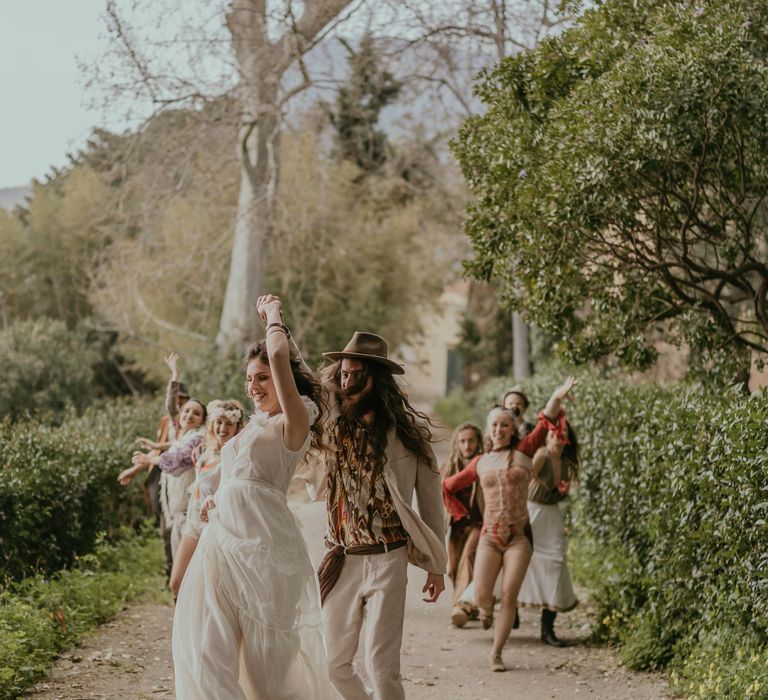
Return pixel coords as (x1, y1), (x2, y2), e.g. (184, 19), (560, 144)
(300, 395), (320, 424)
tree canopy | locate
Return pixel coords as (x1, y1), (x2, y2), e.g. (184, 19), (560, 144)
(453, 0), (768, 369)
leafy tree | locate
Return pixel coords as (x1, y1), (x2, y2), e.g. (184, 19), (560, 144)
(97, 1), (357, 350)
(0, 165), (117, 326)
(267, 130), (460, 365)
(0, 319), (101, 419)
(329, 33), (402, 173)
(453, 0), (768, 370)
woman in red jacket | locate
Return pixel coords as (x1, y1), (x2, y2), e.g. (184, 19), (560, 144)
(443, 377), (576, 672)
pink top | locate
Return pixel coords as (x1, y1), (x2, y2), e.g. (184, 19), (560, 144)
(442, 412), (563, 546)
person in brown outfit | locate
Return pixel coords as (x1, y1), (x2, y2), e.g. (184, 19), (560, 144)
(298, 331), (447, 700)
(441, 422), (484, 627)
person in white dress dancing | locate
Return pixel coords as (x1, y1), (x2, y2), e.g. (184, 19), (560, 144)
(172, 294), (337, 700)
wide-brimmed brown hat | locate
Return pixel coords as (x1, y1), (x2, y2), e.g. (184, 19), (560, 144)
(323, 331), (404, 375)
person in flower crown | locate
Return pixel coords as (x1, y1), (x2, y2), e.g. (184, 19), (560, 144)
(443, 377), (576, 673)
(518, 420), (580, 646)
(167, 398), (245, 599)
(173, 294), (337, 699)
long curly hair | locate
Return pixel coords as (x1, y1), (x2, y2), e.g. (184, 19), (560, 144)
(443, 422), (484, 479)
(562, 421), (580, 482)
(244, 342), (327, 453)
(323, 359), (436, 470)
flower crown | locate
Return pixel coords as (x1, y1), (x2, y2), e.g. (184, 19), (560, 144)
(207, 400), (243, 425)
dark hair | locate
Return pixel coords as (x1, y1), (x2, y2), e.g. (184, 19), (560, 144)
(502, 389), (530, 409)
(323, 359), (436, 470)
(562, 421), (580, 481)
(244, 341), (327, 452)
(182, 397), (207, 422)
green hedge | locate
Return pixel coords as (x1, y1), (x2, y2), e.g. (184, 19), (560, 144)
(0, 527), (168, 700)
(0, 319), (103, 421)
(0, 398), (159, 582)
(459, 371), (768, 698)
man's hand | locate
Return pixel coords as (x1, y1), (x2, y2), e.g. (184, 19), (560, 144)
(422, 573), (445, 603)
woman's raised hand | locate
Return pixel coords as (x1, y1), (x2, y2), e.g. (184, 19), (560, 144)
(256, 294), (282, 323)
(543, 376), (578, 419)
(554, 376), (578, 401)
(164, 352), (180, 381)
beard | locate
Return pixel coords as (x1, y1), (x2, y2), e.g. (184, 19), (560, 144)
(337, 380), (382, 423)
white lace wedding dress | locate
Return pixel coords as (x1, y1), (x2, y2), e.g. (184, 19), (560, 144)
(173, 397), (337, 699)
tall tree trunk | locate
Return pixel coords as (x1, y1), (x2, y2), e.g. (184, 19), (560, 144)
(216, 0), (354, 352)
(216, 83), (279, 350)
(512, 310), (531, 379)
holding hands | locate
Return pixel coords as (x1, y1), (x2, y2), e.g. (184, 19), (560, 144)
(257, 294), (283, 324)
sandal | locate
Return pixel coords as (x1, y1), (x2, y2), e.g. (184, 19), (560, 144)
(479, 608), (494, 630)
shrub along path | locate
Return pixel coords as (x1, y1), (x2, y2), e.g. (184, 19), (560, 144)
(27, 496), (672, 700)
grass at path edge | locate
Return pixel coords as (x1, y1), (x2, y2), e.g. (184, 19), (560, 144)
(0, 525), (169, 700)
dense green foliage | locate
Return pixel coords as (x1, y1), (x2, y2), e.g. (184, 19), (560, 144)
(453, 0), (768, 369)
(454, 371), (768, 698)
(0, 527), (167, 700)
(0, 398), (158, 581)
(0, 319), (103, 420)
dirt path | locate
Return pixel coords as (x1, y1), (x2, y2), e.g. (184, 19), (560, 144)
(27, 497), (671, 700)
(27, 430), (672, 699)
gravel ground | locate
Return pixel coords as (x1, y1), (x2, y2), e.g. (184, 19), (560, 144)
(27, 429), (674, 700)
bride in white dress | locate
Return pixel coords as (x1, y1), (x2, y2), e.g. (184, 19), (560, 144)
(173, 295), (337, 699)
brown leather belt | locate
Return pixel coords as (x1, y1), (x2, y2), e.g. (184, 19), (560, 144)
(346, 539), (407, 556)
(317, 539), (408, 605)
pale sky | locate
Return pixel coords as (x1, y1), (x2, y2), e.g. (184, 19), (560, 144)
(0, 1), (112, 188)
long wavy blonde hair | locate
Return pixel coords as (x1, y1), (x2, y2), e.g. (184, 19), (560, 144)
(442, 422), (484, 479)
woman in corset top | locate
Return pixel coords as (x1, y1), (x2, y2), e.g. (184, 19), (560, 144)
(443, 376), (576, 672)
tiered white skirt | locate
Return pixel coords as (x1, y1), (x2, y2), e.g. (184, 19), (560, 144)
(173, 478), (337, 699)
(518, 501), (577, 612)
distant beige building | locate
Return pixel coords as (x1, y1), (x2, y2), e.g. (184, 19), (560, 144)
(398, 280), (470, 405)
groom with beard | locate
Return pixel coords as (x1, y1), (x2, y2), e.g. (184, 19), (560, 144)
(307, 331), (447, 700)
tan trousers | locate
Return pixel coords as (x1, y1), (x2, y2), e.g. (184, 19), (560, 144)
(447, 523), (481, 607)
(322, 546), (408, 700)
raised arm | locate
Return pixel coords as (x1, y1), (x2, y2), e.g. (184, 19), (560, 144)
(257, 294), (310, 452)
(442, 455), (481, 520)
(516, 377), (577, 458)
(164, 352), (182, 420)
(158, 434), (203, 476)
(543, 376), (577, 420)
